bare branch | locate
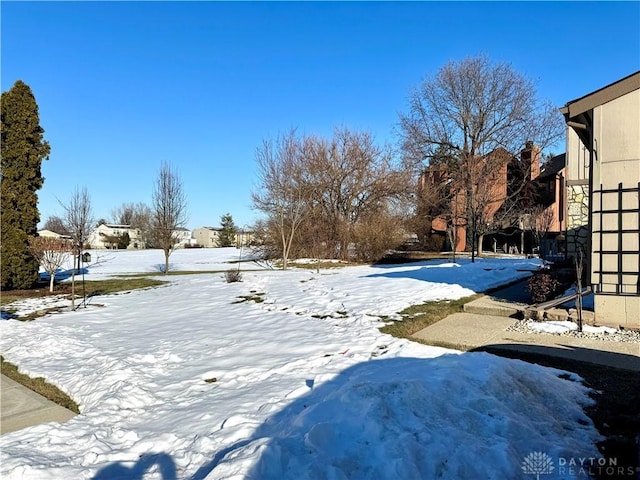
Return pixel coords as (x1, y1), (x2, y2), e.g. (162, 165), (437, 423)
(400, 56), (565, 260)
(28, 236), (71, 293)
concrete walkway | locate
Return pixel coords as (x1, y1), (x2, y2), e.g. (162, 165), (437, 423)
(412, 311), (640, 371)
(1, 375), (76, 435)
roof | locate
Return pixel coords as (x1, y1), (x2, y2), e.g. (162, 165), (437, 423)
(97, 223), (131, 228)
(195, 226), (222, 232)
(37, 229), (63, 237)
(538, 153), (566, 180)
(560, 71), (640, 119)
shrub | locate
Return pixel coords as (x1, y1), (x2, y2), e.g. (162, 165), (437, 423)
(225, 269), (242, 283)
(527, 272), (561, 304)
(422, 232), (446, 252)
(352, 214), (404, 262)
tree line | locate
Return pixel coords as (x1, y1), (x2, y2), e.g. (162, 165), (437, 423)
(252, 56), (564, 267)
(2, 55), (565, 288)
(1, 80), (188, 289)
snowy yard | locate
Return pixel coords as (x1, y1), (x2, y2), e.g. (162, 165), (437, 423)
(1, 249), (602, 479)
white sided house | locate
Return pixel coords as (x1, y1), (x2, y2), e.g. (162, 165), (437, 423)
(173, 227), (194, 248)
(37, 229), (70, 240)
(88, 224), (143, 250)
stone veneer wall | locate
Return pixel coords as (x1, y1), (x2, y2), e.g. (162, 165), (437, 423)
(566, 184), (590, 258)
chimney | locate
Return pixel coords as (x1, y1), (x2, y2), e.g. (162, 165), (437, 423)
(521, 141), (541, 180)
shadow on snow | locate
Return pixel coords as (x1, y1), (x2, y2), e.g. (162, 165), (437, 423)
(89, 349), (623, 480)
(364, 257), (536, 293)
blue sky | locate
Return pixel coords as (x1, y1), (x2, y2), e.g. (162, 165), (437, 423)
(2, 1), (639, 230)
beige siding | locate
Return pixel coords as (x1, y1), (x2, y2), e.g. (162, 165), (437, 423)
(193, 228), (220, 247)
(565, 128), (590, 183)
(592, 89), (640, 189)
(590, 89), (640, 328)
(594, 295), (640, 329)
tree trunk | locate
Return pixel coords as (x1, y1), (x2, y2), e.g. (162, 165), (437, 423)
(575, 249), (584, 332)
(470, 217), (476, 263)
(49, 273), (55, 293)
(477, 234), (484, 258)
(71, 266), (75, 310)
(164, 249), (170, 274)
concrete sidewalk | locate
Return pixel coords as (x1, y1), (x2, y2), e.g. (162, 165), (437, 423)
(412, 312), (640, 371)
(1, 375), (76, 435)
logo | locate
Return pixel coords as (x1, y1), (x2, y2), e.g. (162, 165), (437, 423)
(522, 451), (554, 479)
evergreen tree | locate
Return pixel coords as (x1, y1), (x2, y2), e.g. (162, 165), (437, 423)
(219, 213), (237, 247)
(1, 80), (50, 289)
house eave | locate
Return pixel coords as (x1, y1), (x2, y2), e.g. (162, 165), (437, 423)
(561, 71), (640, 120)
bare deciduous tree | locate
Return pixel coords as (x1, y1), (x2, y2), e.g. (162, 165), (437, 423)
(28, 236), (71, 293)
(42, 215), (69, 235)
(111, 203), (135, 225)
(303, 128), (410, 261)
(400, 56), (564, 261)
(112, 202), (153, 248)
(252, 130), (308, 270)
(62, 187), (94, 257)
(152, 162), (188, 274)
(528, 205), (555, 259)
(60, 187), (94, 309)
(253, 128), (411, 265)
(575, 247), (585, 332)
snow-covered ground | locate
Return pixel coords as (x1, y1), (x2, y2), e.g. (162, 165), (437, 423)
(1, 249), (603, 479)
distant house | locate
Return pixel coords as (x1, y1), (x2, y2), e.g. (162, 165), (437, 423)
(37, 229), (71, 240)
(531, 153), (567, 259)
(235, 229), (254, 248)
(172, 227), (194, 248)
(87, 224), (142, 250)
(560, 70), (640, 329)
(420, 148), (513, 253)
(193, 226), (254, 248)
(420, 143), (565, 255)
(193, 227), (222, 248)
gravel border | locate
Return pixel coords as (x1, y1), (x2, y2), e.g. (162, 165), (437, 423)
(507, 319), (640, 344)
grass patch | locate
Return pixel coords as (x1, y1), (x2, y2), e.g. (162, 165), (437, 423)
(118, 269), (266, 278)
(1, 356), (80, 414)
(284, 260), (356, 270)
(374, 251), (455, 265)
(81, 278), (167, 297)
(0, 293), (24, 306)
(1, 278), (167, 321)
(379, 294), (482, 339)
(15, 306), (70, 323)
(232, 292), (265, 304)
(311, 311), (349, 319)
(118, 270), (227, 277)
